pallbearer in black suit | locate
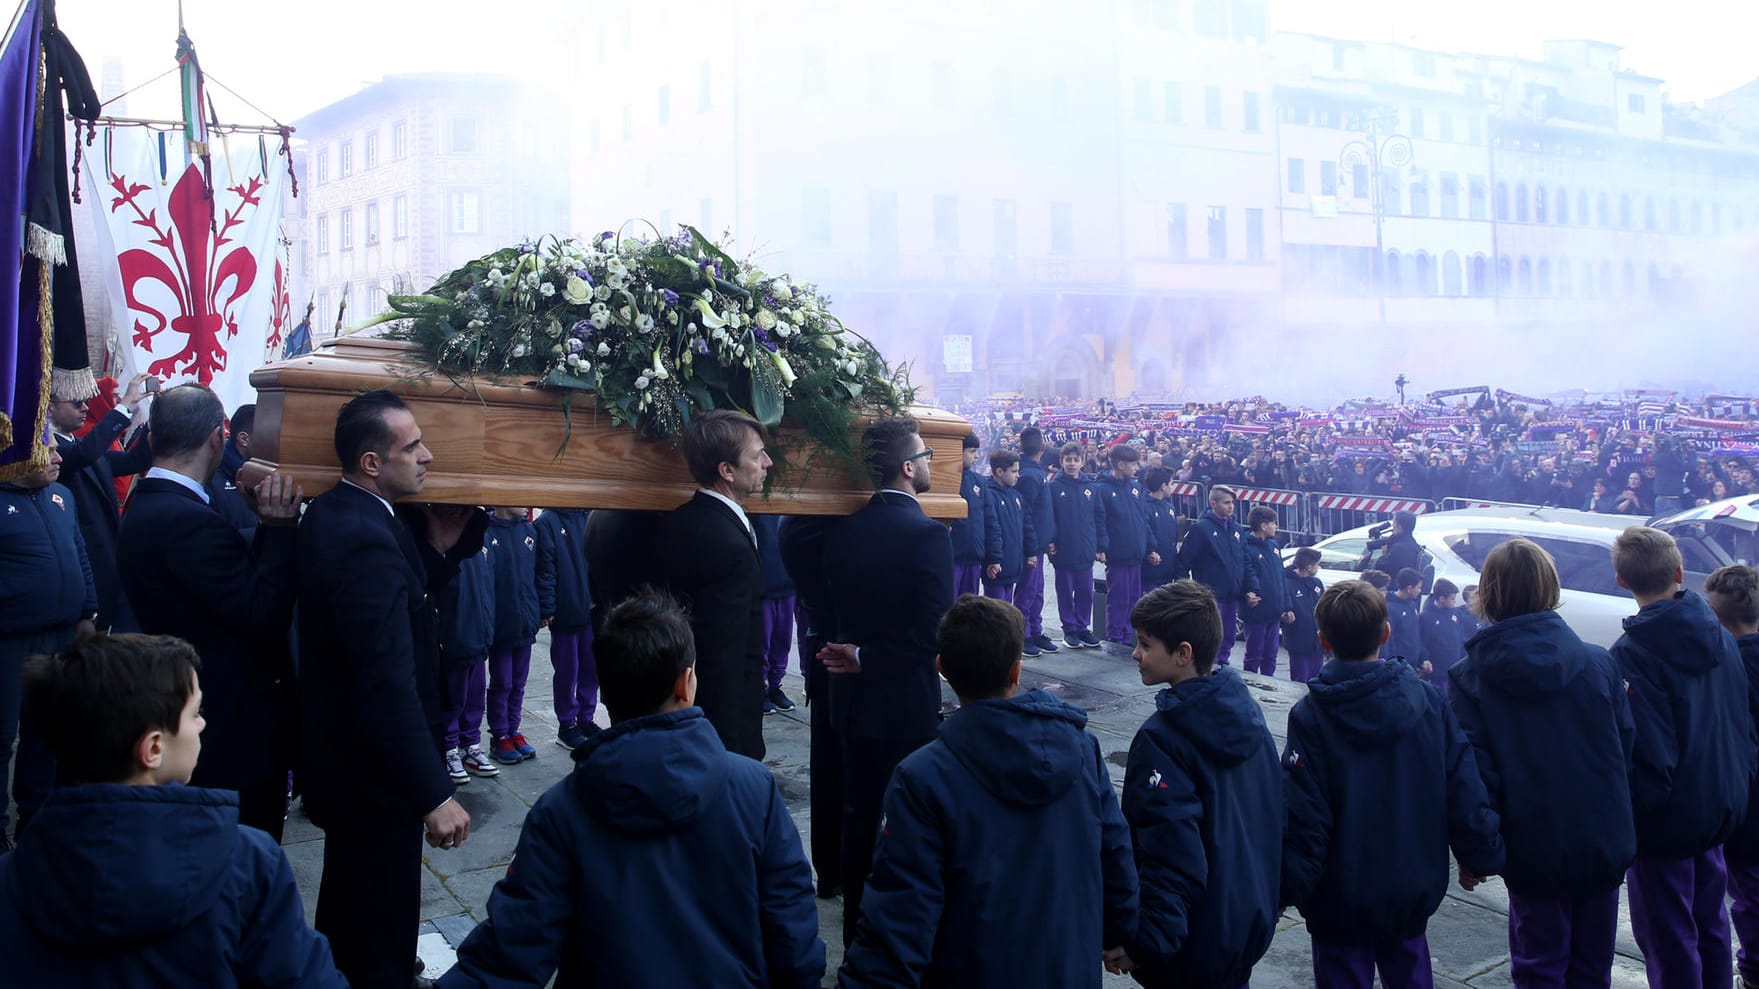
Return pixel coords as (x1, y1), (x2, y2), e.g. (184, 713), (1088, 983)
(778, 514), (846, 898)
(296, 390), (481, 989)
(818, 416), (956, 945)
(116, 384), (302, 841)
(654, 409), (774, 760)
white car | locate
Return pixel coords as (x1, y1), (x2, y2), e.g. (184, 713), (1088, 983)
(1286, 507), (1736, 648)
(1652, 494), (1759, 567)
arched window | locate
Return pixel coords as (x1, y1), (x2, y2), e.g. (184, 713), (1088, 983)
(1622, 260), (1637, 296)
(1469, 254), (1487, 296)
(1537, 258), (1552, 295)
(1557, 188), (1570, 225)
(1535, 186), (1548, 223)
(1597, 192), (1610, 227)
(1598, 260), (1612, 297)
(1381, 171), (1404, 216)
(1576, 190), (1587, 227)
(1620, 194), (1633, 229)
(1518, 257), (1533, 294)
(1415, 251), (1435, 296)
(1442, 251), (1463, 296)
(1384, 250), (1404, 295)
(1644, 197), (1656, 231)
(1557, 257), (1573, 297)
(1517, 184), (1530, 222)
(1494, 182), (1509, 220)
(1496, 256), (1512, 293)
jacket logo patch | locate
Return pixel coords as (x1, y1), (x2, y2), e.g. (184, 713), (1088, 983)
(972, 484), (982, 495)
(490, 537), (499, 548)
(525, 536), (536, 550)
(1084, 489), (1093, 499)
(1147, 769), (1167, 789)
(1284, 749), (1303, 769)
(50, 493), (65, 510)
(5, 505), (16, 515)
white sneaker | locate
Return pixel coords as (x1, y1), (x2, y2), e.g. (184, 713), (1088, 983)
(462, 744), (500, 778)
(445, 748), (469, 785)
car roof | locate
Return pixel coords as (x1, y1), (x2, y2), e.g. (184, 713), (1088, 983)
(1418, 507), (1636, 534)
(1652, 495), (1759, 530)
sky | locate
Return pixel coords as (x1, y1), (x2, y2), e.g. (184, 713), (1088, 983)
(36, 0), (1759, 125)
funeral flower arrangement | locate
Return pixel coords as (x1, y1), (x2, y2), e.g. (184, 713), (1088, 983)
(374, 227), (913, 461)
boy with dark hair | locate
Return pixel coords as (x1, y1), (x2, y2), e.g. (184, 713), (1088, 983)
(1140, 466), (1182, 591)
(1048, 441), (1101, 650)
(1174, 486), (1256, 666)
(1362, 569), (1392, 594)
(1706, 565), (1759, 989)
(1459, 584), (1485, 639)
(1283, 547), (1325, 683)
(950, 433), (999, 598)
(1383, 568), (1423, 664)
(1014, 427), (1060, 657)
(487, 507), (541, 764)
(1241, 507), (1287, 676)
(982, 450), (1037, 610)
(1109, 581), (1282, 987)
(1281, 582), (1505, 989)
(1609, 526), (1755, 989)
(839, 595), (1138, 987)
(756, 514), (800, 714)
(438, 541), (499, 783)
(1417, 577), (1466, 698)
(1096, 444), (1160, 647)
(0, 634), (344, 986)
(441, 590), (826, 988)
(536, 507), (599, 750)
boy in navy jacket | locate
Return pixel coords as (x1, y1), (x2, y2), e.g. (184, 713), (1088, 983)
(487, 507), (542, 764)
(440, 590), (825, 989)
(1096, 444), (1160, 646)
(1610, 526), (1756, 989)
(1, 634), (344, 986)
(439, 541), (499, 782)
(1382, 569), (1423, 664)
(1015, 428), (1059, 657)
(1048, 441), (1101, 650)
(1282, 548), (1324, 683)
(1706, 565), (1759, 989)
(1240, 507), (1287, 676)
(535, 507), (598, 750)
(1110, 581), (1282, 988)
(982, 451), (1037, 609)
(1416, 578), (1466, 699)
(950, 433), (999, 598)
(1174, 486), (1255, 667)
(1140, 466), (1182, 591)
(1281, 580), (1505, 989)
(755, 514), (799, 714)
(839, 595), (1137, 988)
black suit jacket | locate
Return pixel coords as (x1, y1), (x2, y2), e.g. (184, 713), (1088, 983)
(824, 490), (956, 741)
(55, 408), (151, 631)
(583, 509), (664, 630)
(117, 476), (295, 788)
(778, 516), (842, 705)
(295, 482), (482, 827)
(655, 492), (766, 760)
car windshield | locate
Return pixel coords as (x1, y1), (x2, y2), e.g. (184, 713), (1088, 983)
(1316, 535), (1371, 572)
(1444, 532), (1514, 571)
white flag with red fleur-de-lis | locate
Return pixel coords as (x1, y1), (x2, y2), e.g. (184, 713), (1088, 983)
(81, 126), (292, 415)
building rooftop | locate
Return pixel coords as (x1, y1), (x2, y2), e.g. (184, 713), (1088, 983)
(293, 73), (534, 133)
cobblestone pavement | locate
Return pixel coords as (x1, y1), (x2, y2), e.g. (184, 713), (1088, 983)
(284, 595), (1662, 986)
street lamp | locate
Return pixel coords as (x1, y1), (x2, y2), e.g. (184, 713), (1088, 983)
(1394, 373), (1409, 405)
(1340, 109), (1414, 326)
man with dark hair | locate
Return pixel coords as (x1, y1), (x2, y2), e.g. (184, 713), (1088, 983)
(654, 408), (773, 759)
(1095, 444), (1159, 648)
(440, 591), (825, 989)
(49, 371), (155, 632)
(820, 415), (955, 944)
(0, 634), (345, 986)
(297, 388), (482, 989)
(221, 402), (255, 484)
(838, 594), (1139, 987)
(1366, 510), (1420, 579)
(1014, 427), (1060, 657)
(117, 383), (303, 840)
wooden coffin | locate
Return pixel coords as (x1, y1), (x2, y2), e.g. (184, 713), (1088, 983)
(241, 337), (972, 519)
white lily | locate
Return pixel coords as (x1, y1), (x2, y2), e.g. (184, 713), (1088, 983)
(770, 350), (797, 388)
(694, 299), (727, 329)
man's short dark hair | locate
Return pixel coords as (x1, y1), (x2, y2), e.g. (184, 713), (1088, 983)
(1132, 580), (1223, 675)
(1247, 506), (1278, 529)
(938, 595), (1023, 699)
(961, 432), (981, 451)
(1315, 580), (1388, 661)
(334, 389), (409, 474)
(1293, 546), (1321, 569)
(1393, 510), (1417, 532)
(682, 409), (767, 488)
(1396, 567), (1422, 590)
(230, 403), (256, 437)
(23, 634), (201, 785)
(1108, 444), (1139, 465)
(1142, 465), (1173, 491)
(862, 416), (922, 487)
(596, 589), (697, 721)
(989, 450), (1019, 472)
(149, 383), (226, 459)
(1019, 427), (1044, 458)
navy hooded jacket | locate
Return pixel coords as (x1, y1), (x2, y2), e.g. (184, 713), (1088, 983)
(0, 481), (96, 637)
(839, 689), (1138, 989)
(1611, 590), (1756, 860)
(1282, 568), (1324, 661)
(1449, 611), (1637, 897)
(983, 478), (1037, 586)
(534, 508), (592, 632)
(439, 708), (824, 989)
(755, 515), (797, 600)
(1240, 535), (1286, 625)
(1048, 473), (1098, 568)
(1095, 473), (1156, 566)
(0, 784), (344, 987)
(439, 545), (496, 668)
(1727, 634), (1759, 863)
(1382, 593), (1422, 663)
(1174, 511), (1252, 602)
(950, 468), (999, 566)
(1122, 668), (1282, 989)
(1017, 455), (1056, 556)
(487, 515), (541, 650)
(1142, 496), (1182, 588)
(1418, 599), (1468, 682)
(1281, 660), (1504, 945)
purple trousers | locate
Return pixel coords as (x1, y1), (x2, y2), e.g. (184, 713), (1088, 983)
(1244, 621), (1281, 675)
(1019, 560), (1046, 639)
(1507, 887), (1621, 989)
(1727, 857), (1759, 983)
(1311, 934), (1433, 989)
(1215, 596), (1240, 666)
(487, 644), (531, 738)
(1103, 563), (1142, 643)
(1054, 563), (1094, 635)
(444, 661), (488, 750)
(761, 596), (794, 692)
(1626, 849), (1732, 989)
(954, 564), (984, 598)
(1288, 653), (1323, 683)
(550, 626), (598, 728)
(982, 580), (1015, 605)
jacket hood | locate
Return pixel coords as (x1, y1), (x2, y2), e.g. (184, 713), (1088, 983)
(1155, 668), (1267, 767)
(1201, 510), (1237, 528)
(487, 514), (527, 530)
(1459, 610), (1586, 695)
(940, 689), (1090, 808)
(1305, 660), (1427, 742)
(1619, 591), (1729, 674)
(10, 784), (237, 948)
(573, 708), (730, 836)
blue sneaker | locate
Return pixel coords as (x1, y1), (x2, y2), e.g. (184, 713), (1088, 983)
(1022, 639), (1041, 657)
(510, 733), (537, 759)
(1078, 630), (1101, 648)
(1064, 634), (1083, 651)
(1036, 634), (1060, 654)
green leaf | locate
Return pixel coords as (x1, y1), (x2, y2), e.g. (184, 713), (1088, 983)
(540, 368), (597, 391)
(684, 382), (715, 409)
(749, 358), (785, 427)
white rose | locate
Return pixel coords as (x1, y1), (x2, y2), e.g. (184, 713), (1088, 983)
(635, 375), (650, 390)
(511, 344), (528, 358)
(636, 314), (656, 333)
(596, 342), (611, 357)
(590, 311), (611, 330)
(594, 284), (612, 301)
(667, 311), (680, 325)
(563, 276), (591, 304)
(755, 309), (776, 331)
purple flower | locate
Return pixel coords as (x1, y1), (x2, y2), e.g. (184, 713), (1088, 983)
(698, 259), (714, 272)
(576, 268), (594, 286)
(693, 338), (711, 355)
(662, 289), (680, 306)
(571, 320), (592, 341)
(566, 337), (586, 354)
(753, 326), (775, 352)
(600, 231), (615, 241)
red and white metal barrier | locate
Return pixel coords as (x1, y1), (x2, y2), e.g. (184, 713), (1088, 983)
(1308, 494), (1437, 541)
(1230, 486), (1312, 541)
